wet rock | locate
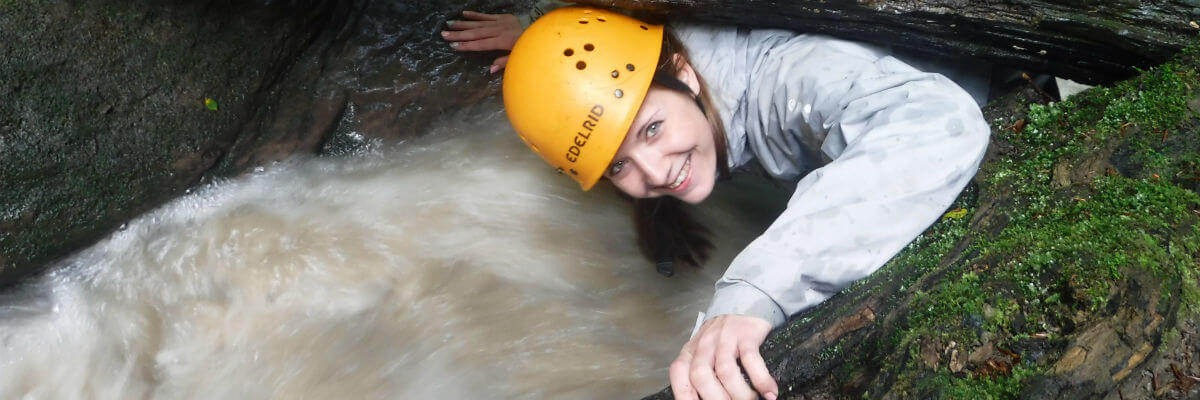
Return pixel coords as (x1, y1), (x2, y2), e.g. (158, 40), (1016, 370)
(1053, 345), (1089, 374)
(0, 0), (333, 286)
(920, 340), (941, 370)
(578, 0), (1197, 84)
(0, 0), (529, 287)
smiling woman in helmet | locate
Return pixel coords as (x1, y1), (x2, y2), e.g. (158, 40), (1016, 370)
(448, 6), (991, 400)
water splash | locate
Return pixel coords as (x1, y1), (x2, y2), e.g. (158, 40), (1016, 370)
(0, 103), (775, 399)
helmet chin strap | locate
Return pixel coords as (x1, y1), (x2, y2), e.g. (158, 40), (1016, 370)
(649, 197), (676, 278)
(652, 70), (706, 115)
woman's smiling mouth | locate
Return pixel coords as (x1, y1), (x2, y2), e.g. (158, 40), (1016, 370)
(666, 153), (692, 192)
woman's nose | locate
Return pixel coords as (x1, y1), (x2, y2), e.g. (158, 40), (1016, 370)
(628, 149), (668, 188)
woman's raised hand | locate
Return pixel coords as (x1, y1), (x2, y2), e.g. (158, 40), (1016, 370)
(670, 314), (779, 400)
(441, 11), (523, 74)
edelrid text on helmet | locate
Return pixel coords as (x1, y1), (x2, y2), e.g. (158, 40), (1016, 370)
(502, 7), (664, 190)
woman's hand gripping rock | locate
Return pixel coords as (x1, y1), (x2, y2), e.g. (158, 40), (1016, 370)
(441, 11), (522, 74)
(670, 314), (779, 400)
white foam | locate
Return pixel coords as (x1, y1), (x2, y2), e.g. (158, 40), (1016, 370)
(0, 103), (773, 399)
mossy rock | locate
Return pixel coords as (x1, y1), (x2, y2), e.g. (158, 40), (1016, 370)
(644, 41), (1200, 400)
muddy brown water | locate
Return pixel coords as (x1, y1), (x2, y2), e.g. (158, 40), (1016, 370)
(0, 103), (782, 399)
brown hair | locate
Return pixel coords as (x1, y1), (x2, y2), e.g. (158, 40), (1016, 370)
(628, 26), (730, 275)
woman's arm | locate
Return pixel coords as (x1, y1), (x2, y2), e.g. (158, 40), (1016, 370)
(706, 35), (991, 327)
(674, 33), (990, 400)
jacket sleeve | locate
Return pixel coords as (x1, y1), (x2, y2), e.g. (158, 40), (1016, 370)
(703, 36), (991, 328)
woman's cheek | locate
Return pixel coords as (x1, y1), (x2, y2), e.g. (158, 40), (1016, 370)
(684, 157), (717, 204)
(612, 176), (647, 199)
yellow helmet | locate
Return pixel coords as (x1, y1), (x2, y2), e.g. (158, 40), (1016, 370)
(503, 7), (664, 190)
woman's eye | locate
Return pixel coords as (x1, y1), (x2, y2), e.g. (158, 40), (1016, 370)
(608, 160), (626, 176)
(646, 121), (661, 138)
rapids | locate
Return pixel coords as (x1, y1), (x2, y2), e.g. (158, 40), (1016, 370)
(0, 103), (783, 399)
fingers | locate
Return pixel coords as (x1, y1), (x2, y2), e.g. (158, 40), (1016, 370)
(738, 342), (779, 400)
(715, 334), (757, 400)
(489, 56), (509, 74)
(670, 345), (699, 400)
(444, 20), (491, 30)
(452, 36), (518, 52)
(674, 316), (776, 400)
(690, 331), (730, 400)
(441, 28), (501, 43)
(461, 10), (502, 21)
(443, 12), (521, 56)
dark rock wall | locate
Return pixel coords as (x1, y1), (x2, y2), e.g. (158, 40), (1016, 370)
(0, 0), (525, 287)
(0, 0), (331, 286)
(214, 0), (524, 171)
(579, 0), (1200, 84)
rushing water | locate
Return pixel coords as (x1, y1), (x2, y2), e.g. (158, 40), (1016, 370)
(0, 103), (781, 399)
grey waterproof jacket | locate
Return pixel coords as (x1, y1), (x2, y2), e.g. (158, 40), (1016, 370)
(673, 23), (991, 328)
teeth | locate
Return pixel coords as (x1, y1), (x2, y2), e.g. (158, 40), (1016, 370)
(669, 157), (691, 189)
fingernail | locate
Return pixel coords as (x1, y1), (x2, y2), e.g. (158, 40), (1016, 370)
(489, 65), (498, 74)
(449, 42), (459, 48)
(445, 20), (456, 28)
(440, 31), (449, 37)
(766, 392), (777, 400)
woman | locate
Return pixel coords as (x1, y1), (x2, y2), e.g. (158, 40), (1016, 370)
(445, 6), (990, 400)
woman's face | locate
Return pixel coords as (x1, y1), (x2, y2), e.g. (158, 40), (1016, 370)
(604, 61), (717, 204)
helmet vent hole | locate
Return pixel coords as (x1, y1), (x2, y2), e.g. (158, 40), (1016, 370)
(640, 25), (648, 30)
(584, 43), (594, 51)
(611, 70), (619, 78)
(578, 20), (588, 24)
(597, 17), (606, 22)
(564, 48), (574, 56)
(626, 64), (635, 71)
(614, 89), (624, 98)
(576, 61), (587, 70)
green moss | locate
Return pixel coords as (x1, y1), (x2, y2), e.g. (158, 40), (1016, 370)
(863, 39), (1200, 398)
(982, 176), (1200, 311)
(908, 270), (986, 342)
(818, 337), (847, 362)
(932, 365), (1046, 400)
(984, 299), (1020, 334)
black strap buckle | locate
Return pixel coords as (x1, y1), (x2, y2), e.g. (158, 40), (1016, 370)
(655, 260), (675, 277)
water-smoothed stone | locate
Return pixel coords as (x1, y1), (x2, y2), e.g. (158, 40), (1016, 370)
(217, 0), (527, 170)
(0, 0), (527, 287)
(0, 0), (331, 286)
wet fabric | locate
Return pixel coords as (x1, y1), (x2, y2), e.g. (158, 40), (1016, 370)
(674, 23), (991, 327)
